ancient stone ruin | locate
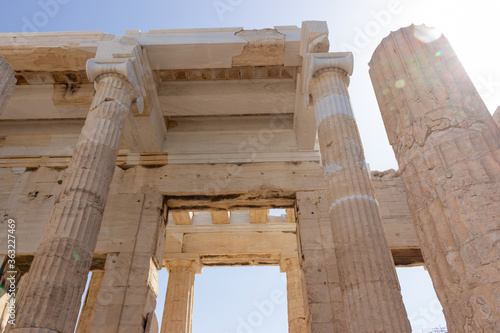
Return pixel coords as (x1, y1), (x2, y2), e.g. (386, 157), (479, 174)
(0, 22), (498, 332)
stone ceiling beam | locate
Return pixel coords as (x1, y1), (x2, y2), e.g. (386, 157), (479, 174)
(249, 209), (269, 223)
(286, 208), (296, 223)
(210, 210), (230, 224)
(172, 212), (193, 225)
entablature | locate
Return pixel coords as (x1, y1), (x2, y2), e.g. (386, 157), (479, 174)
(0, 22), (330, 158)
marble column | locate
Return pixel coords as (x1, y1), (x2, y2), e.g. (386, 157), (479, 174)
(494, 106), (500, 128)
(12, 58), (139, 333)
(161, 259), (202, 333)
(280, 257), (309, 333)
(369, 25), (500, 332)
(0, 56), (16, 115)
(306, 52), (411, 332)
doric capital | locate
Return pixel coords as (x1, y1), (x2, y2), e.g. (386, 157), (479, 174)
(86, 36), (154, 116)
(165, 257), (203, 274)
(303, 52), (354, 94)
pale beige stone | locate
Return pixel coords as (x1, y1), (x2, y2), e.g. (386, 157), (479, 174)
(210, 210), (229, 224)
(280, 257), (309, 333)
(75, 271), (105, 333)
(0, 22), (437, 333)
(89, 190), (165, 332)
(86, 167), (165, 332)
(494, 106), (500, 128)
(172, 211), (192, 225)
(0, 56), (15, 115)
(90, 253), (160, 332)
(371, 170), (422, 266)
(296, 190), (346, 332)
(370, 24), (500, 332)
(161, 259), (202, 333)
(249, 209), (269, 223)
(232, 29), (286, 66)
(52, 84), (94, 107)
(1, 164), (419, 266)
(286, 208), (296, 223)
(180, 230), (297, 255)
(294, 21), (329, 150)
(306, 52), (411, 332)
(10, 39), (144, 332)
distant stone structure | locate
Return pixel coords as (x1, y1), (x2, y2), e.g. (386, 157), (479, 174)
(0, 22), (497, 333)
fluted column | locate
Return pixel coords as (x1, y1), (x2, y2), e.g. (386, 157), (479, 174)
(0, 56), (16, 115)
(369, 25), (500, 332)
(280, 257), (309, 333)
(494, 106), (500, 128)
(306, 52), (411, 332)
(11, 60), (139, 332)
(161, 259), (202, 333)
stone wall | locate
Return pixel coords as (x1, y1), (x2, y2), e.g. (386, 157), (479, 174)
(0, 56), (15, 115)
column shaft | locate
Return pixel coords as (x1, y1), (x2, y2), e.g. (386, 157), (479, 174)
(0, 56), (16, 115)
(161, 260), (200, 333)
(12, 74), (134, 333)
(310, 69), (411, 332)
(369, 25), (500, 332)
(281, 258), (309, 333)
(494, 107), (500, 128)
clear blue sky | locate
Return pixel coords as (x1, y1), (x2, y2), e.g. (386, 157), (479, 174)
(1, 1), (498, 332)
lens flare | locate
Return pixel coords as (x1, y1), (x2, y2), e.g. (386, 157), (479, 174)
(395, 79), (405, 89)
(414, 25), (442, 43)
(382, 88), (391, 95)
(435, 50), (442, 56)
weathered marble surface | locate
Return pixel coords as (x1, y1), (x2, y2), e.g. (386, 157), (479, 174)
(493, 106), (500, 128)
(0, 56), (15, 115)
(10, 39), (145, 333)
(370, 25), (500, 332)
(308, 52), (411, 333)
